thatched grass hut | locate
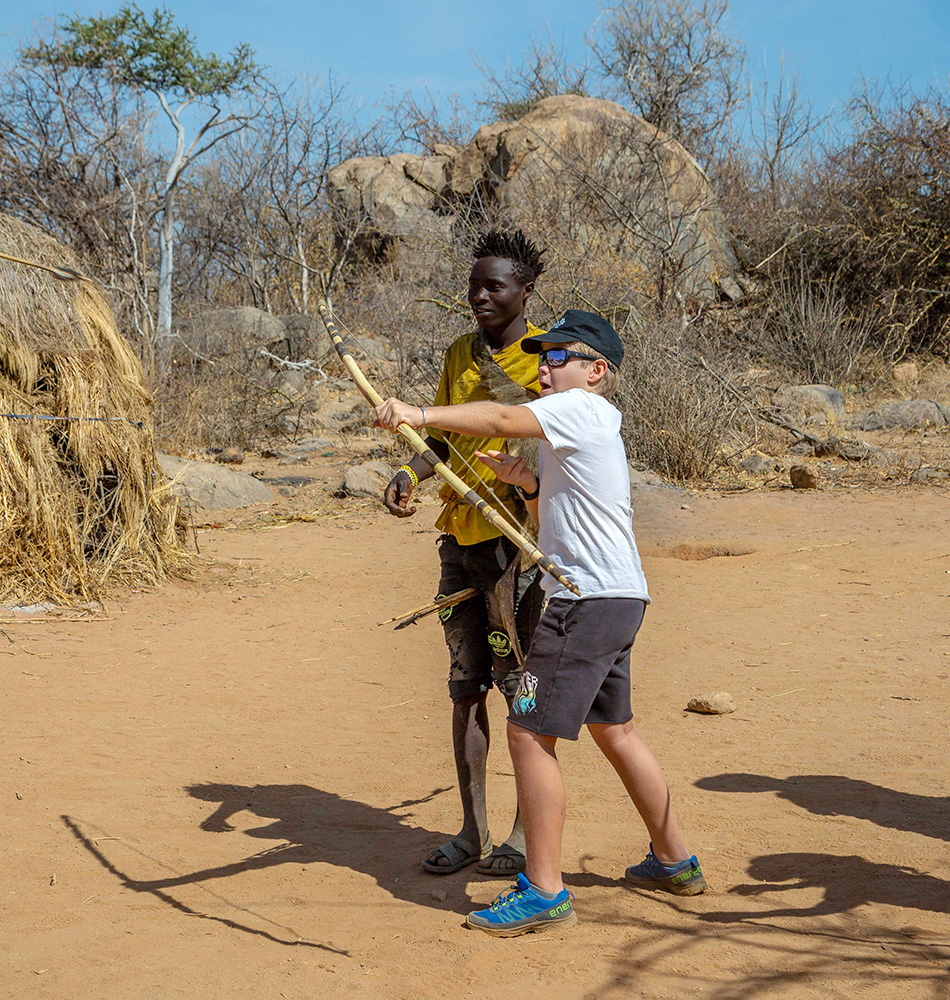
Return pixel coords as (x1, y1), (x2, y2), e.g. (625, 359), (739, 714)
(0, 214), (190, 605)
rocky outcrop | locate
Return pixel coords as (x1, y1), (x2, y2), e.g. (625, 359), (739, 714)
(177, 306), (289, 359)
(328, 144), (458, 240)
(328, 96), (742, 300)
(852, 399), (950, 432)
(158, 454), (274, 509)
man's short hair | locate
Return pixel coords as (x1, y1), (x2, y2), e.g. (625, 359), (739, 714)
(559, 340), (621, 398)
(472, 229), (546, 286)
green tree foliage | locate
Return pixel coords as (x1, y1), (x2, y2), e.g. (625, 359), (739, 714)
(23, 6), (257, 99)
(23, 6), (260, 368)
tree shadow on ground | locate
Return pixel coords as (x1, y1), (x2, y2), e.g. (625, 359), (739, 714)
(700, 852), (950, 922)
(577, 900), (949, 1000)
(63, 780), (476, 949)
(572, 851), (950, 1000)
(695, 772), (950, 841)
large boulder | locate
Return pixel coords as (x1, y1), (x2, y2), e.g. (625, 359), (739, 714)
(279, 313), (333, 361)
(328, 96), (741, 300)
(177, 306), (289, 359)
(327, 145), (457, 238)
(773, 385), (847, 422)
(852, 399), (950, 432)
(158, 454), (274, 509)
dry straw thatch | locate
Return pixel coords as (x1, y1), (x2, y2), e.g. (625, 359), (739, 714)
(0, 213), (190, 605)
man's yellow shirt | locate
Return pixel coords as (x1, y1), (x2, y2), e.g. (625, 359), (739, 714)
(427, 322), (544, 546)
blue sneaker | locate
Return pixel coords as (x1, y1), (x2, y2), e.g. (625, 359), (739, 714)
(466, 873), (577, 937)
(624, 844), (707, 895)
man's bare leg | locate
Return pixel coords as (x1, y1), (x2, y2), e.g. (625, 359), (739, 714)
(498, 692), (525, 847)
(424, 693), (491, 869)
(474, 692), (525, 873)
(453, 693), (491, 847)
(587, 719), (688, 863)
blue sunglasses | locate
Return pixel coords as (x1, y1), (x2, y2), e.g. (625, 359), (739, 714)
(538, 348), (616, 372)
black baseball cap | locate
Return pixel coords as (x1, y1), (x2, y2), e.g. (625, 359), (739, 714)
(521, 309), (623, 369)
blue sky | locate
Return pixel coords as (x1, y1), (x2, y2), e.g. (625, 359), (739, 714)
(3, 0), (949, 132)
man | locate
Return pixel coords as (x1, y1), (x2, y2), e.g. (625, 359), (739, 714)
(382, 230), (546, 876)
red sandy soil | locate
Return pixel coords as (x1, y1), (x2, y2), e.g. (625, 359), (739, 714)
(3, 478), (949, 1000)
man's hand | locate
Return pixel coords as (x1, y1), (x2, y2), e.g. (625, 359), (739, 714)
(475, 449), (537, 492)
(383, 469), (417, 518)
(375, 398), (424, 432)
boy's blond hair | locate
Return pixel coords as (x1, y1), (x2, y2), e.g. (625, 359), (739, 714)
(560, 341), (621, 398)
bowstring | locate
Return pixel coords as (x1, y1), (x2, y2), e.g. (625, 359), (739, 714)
(327, 308), (529, 535)
(442, 435), (526, 531)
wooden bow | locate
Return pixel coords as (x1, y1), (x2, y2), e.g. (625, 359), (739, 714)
(316, 299), (580, 596)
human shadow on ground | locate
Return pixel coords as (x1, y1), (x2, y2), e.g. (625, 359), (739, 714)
(696, 773), (950, 842)
(700, 852), (950, 922)
(148, 782), (471, 907)
(63, 813), (347, 952)
(64, 781), (479, 948)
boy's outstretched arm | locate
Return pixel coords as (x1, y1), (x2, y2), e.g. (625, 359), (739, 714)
(375, 398), (544, 440)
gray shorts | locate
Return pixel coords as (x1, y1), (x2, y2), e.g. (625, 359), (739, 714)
(509, 597), (646, 740)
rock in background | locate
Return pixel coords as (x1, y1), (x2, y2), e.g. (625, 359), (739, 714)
(328, 95), (742, 300)
(158, 453), (274, 508)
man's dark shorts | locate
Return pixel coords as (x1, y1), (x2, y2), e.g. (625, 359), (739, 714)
(437, 534), (543, 702)
(509, 597), (646, 739)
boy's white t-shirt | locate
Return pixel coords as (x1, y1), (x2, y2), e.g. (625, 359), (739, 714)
(521, 388), (651, 603)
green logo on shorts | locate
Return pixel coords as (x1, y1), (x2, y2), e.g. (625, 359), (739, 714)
(436, 594), (453, 622)
(488, 630), (512, 658)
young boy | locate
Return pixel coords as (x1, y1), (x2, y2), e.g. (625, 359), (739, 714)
(375, 309), (706, 936)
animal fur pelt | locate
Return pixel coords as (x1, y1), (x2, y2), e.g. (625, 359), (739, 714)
(471, 330), (543, 663)
(470, 330), (540, 472)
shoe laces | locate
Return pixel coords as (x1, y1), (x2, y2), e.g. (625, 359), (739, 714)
(489, 883), (528, 911)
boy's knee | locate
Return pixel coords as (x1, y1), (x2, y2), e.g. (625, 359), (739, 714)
(588, 720), (633, 748)
(506, 720), (532, 748)
(507, 720), (556, 754)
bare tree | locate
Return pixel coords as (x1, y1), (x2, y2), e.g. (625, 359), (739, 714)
(380, 87), (474, 154)
(0, 48), (158, 348)
(474, 35), (591, 121)
(178, 76), (376, 315)
(746, 54), (829, 212)
(24, 5), (261, 368)
(589, 0), (745, 163)
(711, 54), (830, 276)
(798, 80), (950, 355)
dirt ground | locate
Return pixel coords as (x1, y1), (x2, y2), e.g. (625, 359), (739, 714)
(3, 468), (949, 1000)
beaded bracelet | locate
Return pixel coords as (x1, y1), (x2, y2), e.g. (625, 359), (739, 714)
(397, 464), (419, 489)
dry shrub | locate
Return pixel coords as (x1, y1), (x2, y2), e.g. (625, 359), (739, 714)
(0, 214), (190, 605)
(758, 270), (874, 384)
(155, 345), (294, 451)
(746, 83), (950, 360)
(615, 312), (739, 480)
(332, 263), (462, 402)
